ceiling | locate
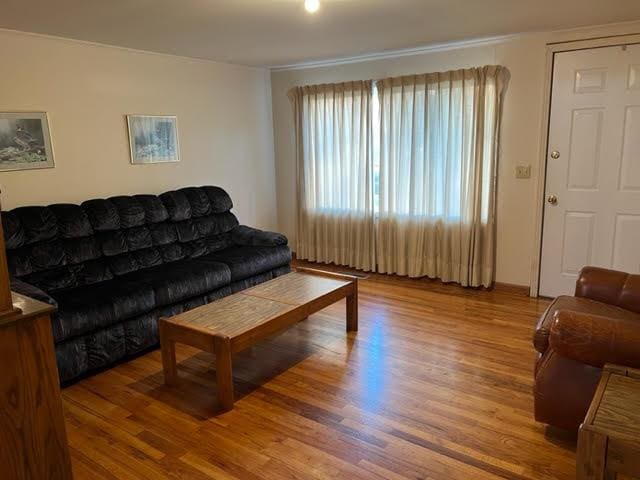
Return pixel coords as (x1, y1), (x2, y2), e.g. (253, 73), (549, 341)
(2, 0), (640, 67)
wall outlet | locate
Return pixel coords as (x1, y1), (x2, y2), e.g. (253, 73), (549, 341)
(515, 165), (531, 179)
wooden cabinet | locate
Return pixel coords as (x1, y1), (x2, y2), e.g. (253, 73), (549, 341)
(577, 365), (640, 480)
(0, 293), (73, 479)
(0, 204), (72, 479)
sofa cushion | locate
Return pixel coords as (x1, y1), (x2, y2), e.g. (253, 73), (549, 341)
(121, 257), (231, 306)
(205, 245), (292, 282)
(109, 196), (146, 228)
(533, 295), (640, 354)
(231, 225), (288, 247)
(49, 204), (94, 238)
(134, 194), (169, 223)
(82, 199), (120, 231)
(180, 187), (211, 217)
(160, 190), (192, 221)
(2, 210), (25, 249)
(195, 213), (239, 237)
(203, 186), (233, 213)
(13, 206), (58, 244)
(64, 237), (102, 264)
(51, 280), (156, 343)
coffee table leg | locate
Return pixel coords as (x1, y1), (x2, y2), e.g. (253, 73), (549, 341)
(159, 320), (178, 386)
(214, 336), (234, 411)
(346, 280), (358, 332)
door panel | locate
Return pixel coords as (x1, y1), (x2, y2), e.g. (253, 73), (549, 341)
(540, 44), (640, 297)
(560, 211), (596, 275)
(574, 67), (608, 93)
(620, 106), (640, 190)
(567, 108), (603, 190)
(612, 214), (640, 271)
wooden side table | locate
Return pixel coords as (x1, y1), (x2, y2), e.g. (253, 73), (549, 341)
(577, 364), (640, 480)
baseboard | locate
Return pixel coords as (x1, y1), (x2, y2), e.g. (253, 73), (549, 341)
(290, 253), (531, 296)
(493, 282), (531, 296)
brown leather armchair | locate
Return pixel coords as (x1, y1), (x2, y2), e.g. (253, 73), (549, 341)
(533, 266), (640, 431)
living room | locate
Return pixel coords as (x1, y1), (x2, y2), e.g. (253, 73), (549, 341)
(1, 1), (639, 479)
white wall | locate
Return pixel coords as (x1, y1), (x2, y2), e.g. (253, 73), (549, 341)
(0, 29), (278, 231)
(271, 21), (640, 287)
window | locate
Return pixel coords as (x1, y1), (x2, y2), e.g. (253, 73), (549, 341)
(290, 66), (508, 287)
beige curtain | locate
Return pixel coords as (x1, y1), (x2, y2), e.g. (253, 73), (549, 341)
(375, 66), (509, 287)
(289, 81), (376, 271)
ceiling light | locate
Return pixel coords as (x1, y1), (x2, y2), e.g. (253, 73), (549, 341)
(305, 0), (320, 13)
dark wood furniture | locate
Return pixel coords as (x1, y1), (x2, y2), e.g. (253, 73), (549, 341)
(577, 364), (640, 480)
(0, 208), (73, 479)
(159, 268), (358, 411)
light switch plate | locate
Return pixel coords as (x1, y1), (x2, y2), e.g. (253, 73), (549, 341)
(515, 165), (531, 179)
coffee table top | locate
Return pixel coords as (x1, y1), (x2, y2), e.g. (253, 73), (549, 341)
(242, 271), (351, 305)
(163, 270), (355, 346)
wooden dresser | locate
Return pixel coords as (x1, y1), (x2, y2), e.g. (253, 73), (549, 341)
(0, 206), (73, 479)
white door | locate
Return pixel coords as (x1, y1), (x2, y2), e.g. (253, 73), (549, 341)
(540, 44), (640, 297)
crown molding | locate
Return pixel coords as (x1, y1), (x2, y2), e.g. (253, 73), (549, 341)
(269, 34), (521, 72)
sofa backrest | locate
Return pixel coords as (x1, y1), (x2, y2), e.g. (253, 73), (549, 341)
(3, 186), (238, 293)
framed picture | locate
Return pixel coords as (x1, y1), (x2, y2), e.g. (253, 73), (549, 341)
(127, 115), (180, 164)
(0, 112), (55, 172)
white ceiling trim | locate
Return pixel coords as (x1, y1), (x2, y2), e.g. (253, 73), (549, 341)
(269, 34), (521, 72)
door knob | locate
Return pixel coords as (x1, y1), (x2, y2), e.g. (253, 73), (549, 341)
(547, 195), (558, 205)
(550, 151), (560, 159)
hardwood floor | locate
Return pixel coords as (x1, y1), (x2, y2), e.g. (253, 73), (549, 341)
(62, 266), (578, 480)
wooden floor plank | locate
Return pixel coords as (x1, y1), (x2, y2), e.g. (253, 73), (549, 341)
(63, 265), (576, 479)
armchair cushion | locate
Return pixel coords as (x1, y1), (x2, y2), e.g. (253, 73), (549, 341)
(549, 310), (640, 369)
(533, 295), (639, 354)
(231, 225), (288, 247)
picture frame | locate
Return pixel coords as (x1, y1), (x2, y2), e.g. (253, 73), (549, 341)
(126, 115), (180, 164)
(0, 112), (55, 172)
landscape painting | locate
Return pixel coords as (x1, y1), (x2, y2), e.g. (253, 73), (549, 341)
(0, 112), (55, 171)
(127, 115), (180, 164)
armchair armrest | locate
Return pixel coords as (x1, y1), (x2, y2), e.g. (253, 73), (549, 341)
(231, 225), (288, 247)
(549, 309), (640, 369)
(575, 266), (640, 313)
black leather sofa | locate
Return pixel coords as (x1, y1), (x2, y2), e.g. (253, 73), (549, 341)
(4, 186), (291, 384)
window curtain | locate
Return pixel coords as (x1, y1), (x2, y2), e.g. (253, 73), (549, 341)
(375, 66), (509, 287)
(288, 81), (376, 271)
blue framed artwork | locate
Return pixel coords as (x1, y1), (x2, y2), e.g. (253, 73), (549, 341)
(127, 115), (180, 164)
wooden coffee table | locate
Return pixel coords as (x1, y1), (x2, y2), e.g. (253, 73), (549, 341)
(577, 364), (640, 480)
(158, 268), (358, 411)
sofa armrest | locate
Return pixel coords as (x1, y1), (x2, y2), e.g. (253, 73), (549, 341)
(10, 278), (58, 307)
(549, 309), (640, 369)
(231, 225), (288, 247)
(575, 266), (640, 313)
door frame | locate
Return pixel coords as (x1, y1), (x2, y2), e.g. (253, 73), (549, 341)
(530, 33), (640, 297)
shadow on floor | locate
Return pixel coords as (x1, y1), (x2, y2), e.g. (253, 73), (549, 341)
(128, 319), (352, 419)
(544, 425), (578, 453)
